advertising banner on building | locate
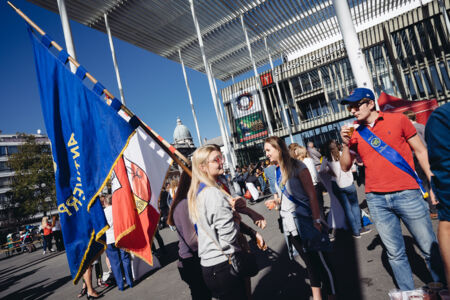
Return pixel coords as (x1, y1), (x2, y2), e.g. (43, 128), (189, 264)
(230, 87), (267, 143)
(230, 87), (262, 119)
(235, 111), (267, 143)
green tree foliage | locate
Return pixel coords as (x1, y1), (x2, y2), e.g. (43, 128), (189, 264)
(7, 134), (56, 222)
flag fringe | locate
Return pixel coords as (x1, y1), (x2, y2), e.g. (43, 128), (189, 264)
(73, 226), (108, 284)
(115, 224), (136, 247)
(87, 131), (136, 211)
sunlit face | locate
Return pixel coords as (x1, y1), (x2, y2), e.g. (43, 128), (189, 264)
(348, 99), (375, 122)
(201, 150), (224, 179)
(264, 143), (280, 164)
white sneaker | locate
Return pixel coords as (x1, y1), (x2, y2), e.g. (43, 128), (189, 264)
(50, 249), (55, 252)
(43, 251), (46, 255)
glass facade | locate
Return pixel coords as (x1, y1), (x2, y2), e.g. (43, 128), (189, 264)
(223, 4), (449, 165)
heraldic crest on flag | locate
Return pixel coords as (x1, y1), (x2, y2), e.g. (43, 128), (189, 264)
(111, 127), (172, 266)
(26, 19), (173, 283)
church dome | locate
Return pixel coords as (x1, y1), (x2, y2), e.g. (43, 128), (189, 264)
(173, 117), (193, 144)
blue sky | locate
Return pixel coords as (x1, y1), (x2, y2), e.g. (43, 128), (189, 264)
(0, 0), (275, 146)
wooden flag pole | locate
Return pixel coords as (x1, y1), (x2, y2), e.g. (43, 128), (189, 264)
(7, 1), (192, 176)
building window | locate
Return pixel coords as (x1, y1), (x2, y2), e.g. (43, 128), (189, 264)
(7, 146), (18, 155)
(299, 97), (329, 120)
(414, 71), (426, 98)
(439, 62), (450, 90)
(420, 69), (433, 96)
(0, 177), (11, 188)
(0, 147), (6, 156)
(428, 65), (443, 95)
(0, 161), (10, 172)
(406, 74), (418, 100)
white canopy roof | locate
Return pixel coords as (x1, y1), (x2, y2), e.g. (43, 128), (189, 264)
(27, 0), (430, 81)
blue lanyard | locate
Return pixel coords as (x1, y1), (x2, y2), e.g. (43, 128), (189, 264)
(276, 166), (310, 212)
(357, 125), (428, 198)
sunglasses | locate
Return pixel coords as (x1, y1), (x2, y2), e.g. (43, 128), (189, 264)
(346, 100), (371, 112)
(208, 155), (224, 164)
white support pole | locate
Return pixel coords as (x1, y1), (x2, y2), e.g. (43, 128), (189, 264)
(104, 13), (126, 104)
(210, 65), (237, 168)
(179, 49), (203, 146)
(57, 0), (77, 73)
(332, 0), (378, 109)
(264, 37), (294, 143)
(240, 15), (274, 135)
(189, 0), (235, 177)
(438, 0), (450, 42)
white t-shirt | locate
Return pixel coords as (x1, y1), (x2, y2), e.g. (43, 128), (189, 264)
(303, 157), (319, 186)
(321, 157), (354, 188)
(104, 206), (115, 245)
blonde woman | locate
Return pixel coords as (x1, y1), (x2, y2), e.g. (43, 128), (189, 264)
(41, 216), (54, 254)
(264, 137), (336, 300)
(188, 145), (248, 300)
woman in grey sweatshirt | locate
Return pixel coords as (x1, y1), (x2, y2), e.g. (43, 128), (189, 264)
(187, 145), (247, 300)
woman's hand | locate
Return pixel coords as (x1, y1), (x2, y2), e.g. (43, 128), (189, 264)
(255, 232), (267, 251)
(249, 211), (266, 229)
(265, 199), (278, 210)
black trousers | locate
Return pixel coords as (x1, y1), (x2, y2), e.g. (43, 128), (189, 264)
(288, 234), (336, 295)
(178, 256), (212, 300)
(202, 260), (247, 300)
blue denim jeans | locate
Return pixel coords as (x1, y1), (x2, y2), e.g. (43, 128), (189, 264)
(106, 243), (133, 290)
(332, 182), (362, 236)
(366, 189), (444, 290)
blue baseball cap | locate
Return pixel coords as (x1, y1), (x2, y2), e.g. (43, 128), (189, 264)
(340, 88), (375, 104)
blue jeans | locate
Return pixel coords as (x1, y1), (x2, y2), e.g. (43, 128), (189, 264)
(332, 182), (362, 236)
(366, 189), (444, 290)
(106, 244), (133, 290)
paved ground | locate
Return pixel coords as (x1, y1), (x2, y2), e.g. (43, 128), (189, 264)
(0, 185), (440, 300)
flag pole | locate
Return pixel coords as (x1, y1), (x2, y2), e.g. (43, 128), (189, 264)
(7, 1), (192, 176)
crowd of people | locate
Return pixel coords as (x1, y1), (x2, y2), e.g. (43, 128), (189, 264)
(165, 88), (448, 299)
(69, 87), (448, 299)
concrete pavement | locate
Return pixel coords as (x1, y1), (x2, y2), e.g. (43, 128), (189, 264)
(0, 185), (440, 299)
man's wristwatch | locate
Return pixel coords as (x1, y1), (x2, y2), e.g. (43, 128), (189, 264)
(314, 219), (322, 224)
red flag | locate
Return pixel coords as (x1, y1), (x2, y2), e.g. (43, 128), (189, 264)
(111, 128), (173, 265)
(378, 92), (439, 125)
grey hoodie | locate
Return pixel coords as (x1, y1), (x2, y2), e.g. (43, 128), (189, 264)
(196, 186), (240, 267)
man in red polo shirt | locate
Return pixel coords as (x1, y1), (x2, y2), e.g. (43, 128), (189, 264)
(339, 88), (445, 291)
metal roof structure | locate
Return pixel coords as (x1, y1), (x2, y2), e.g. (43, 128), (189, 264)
(26, 0), (432, 81)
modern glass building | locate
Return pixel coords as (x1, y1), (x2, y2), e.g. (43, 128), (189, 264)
(221, 1), (449, 165)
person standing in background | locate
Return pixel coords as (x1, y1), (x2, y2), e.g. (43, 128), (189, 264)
(41, 216), (54, 255)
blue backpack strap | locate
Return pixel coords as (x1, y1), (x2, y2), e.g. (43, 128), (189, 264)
(357, 125), (428, 198)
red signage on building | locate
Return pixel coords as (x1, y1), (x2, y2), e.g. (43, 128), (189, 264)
(260, 72), (273, 87)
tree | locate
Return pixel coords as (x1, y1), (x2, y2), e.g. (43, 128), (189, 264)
(7, 134), (56, 223)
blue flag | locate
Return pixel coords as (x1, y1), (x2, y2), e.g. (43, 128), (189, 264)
(28, 26), (135, 283)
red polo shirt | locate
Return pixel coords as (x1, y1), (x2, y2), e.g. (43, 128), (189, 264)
(349, 112), (419, 193)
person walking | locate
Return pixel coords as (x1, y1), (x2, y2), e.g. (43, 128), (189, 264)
(167, 171), (212, 300)
(321, 140), (371, 238)
(264, 136), (336, 300)
(41, 216), (54, 254)
(339, 87), (445, 290)
(187, 145), (248, 300)
(103, 195), (133, 291)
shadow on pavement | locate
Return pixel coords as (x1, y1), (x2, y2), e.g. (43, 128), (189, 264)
(252, 243), (312, 299)
(0, 251), (65, 279)
(330, 229), (363, 300)
(2, 275), (72, 300)
(367, 234), (434, 288)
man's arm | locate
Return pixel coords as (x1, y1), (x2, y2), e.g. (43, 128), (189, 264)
(340, 125), (356, 172)
(407, 134), (437, 204)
